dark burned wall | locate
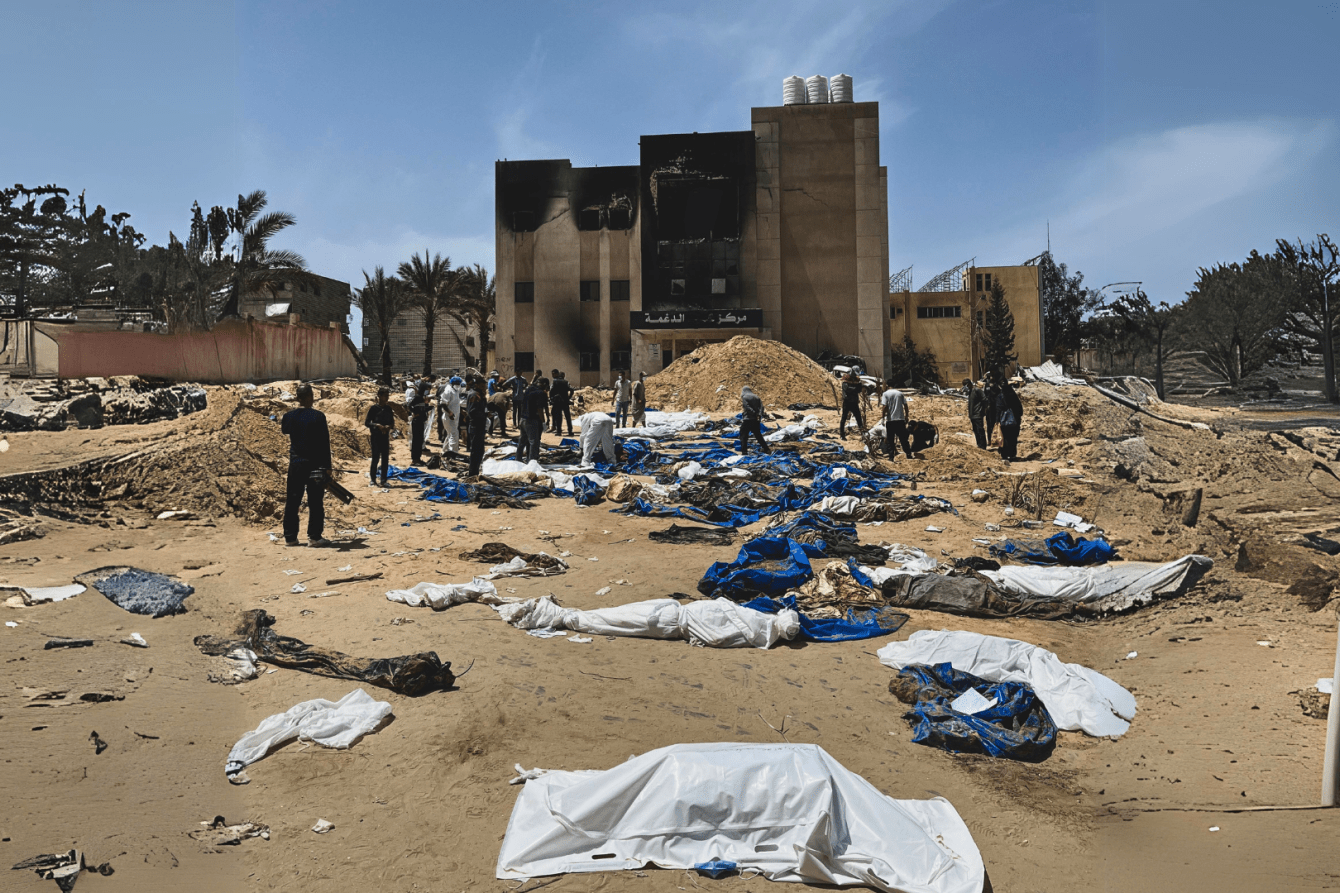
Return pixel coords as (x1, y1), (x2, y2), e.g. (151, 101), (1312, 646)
(496, 160), (639, 381)
(639, 132), (755, 312)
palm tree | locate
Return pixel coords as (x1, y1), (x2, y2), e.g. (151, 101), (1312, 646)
(447, 263), (496, 369)
(355, 267), (409, 385)
(397, 251), (458, 376)
(218, 190), (308, 318)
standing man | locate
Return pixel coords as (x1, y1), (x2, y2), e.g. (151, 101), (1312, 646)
(984, 375), (1001, 446)
(487, 370), (500, 396)
(631, 371), (647, 427)
(364, 386), (394, 488)
(967, 379), (990, 449)
(440, 375), (462, 462)
(281, 384), (331, 547)
(839, 369), (867, 439)
(996, 378), (1023, 462)
(550, 370), (573, 436)
(405, 376), (430, 466)
(613, 371), (631, 428)
(505, 370), (526, 429)
(521, 377), (548, 462)
(881, 381), (913, 459)
(739, 385), (771, 455)
(464, 376), (488, 477)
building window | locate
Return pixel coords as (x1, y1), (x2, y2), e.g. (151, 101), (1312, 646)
(314, 284), (322, 297)
(985, 273), (992, 291)
(515, 352), (535, 373)
(611, 350), (631, 371)
(916, 306), (962, 319)
(465, 335), (475, 347)
(515, 281), (534, 303)
(609, 207), (632, 229)
(579, 351), (599, 372)
(975, 273), (982, 292)
(670, 279), (686, 296)
(396, 318), (407, 326)
(579, 280), (600, 302)
(890, 306), (902, 318)
(609, 280), (630, 302)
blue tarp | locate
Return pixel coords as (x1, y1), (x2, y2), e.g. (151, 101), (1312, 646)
(698, 536), (826, 598)
(387, 465), (472, 502)
(741, 594), (907, 642)
(990, 530), (1115, 565)
(894, 662), (1057, 761)
(571, 474), (604, 506)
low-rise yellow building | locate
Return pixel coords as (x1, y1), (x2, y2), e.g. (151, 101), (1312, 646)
(888, 262), (1042, 384)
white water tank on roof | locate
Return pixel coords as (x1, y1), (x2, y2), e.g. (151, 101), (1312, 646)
(805, 75), (829, 104)
(782, 76), (807, 105)
(829, 73), (853, 103)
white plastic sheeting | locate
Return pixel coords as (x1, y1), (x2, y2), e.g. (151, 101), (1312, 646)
(982, 555), (1213, 613)
(579, 412), (617, 465)
(858, 545), (939, 585)
(615, 411), (707, 439)
(1023, 361), (1085, 386)
(225, 688), (392, 780)
(2, 583), (86, 605)
(766, 415), (823, 443)
(496, 742), (983, 893)
(488, 553), (568, 578)
(385, 578), (505, 610)
(493, 596), (800, 649)
(878, 630), (1137, 737)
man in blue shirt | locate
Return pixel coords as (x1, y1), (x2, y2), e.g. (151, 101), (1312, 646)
(280, 384), (332, 546)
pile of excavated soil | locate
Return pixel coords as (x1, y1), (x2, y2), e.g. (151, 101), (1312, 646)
(646, 336), (840, 412)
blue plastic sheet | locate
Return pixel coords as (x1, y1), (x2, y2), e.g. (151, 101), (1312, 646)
(990, 530), (1115, 565)
(698, 537), (826, 598)
(741, 595), (908, 642)
(893, 662), (1057, 761)
(694, 861), (738, 878)
(84, 567), (194, 617)
(387, 465), (471, 503)
(571, 474), (604, 506)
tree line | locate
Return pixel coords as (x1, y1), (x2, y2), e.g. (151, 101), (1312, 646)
(355, 256), (495, 384)
(1040, 235), (1340, 402)
(0, 182), (497, 380)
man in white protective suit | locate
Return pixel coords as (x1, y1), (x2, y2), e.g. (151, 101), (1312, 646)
(579, 411), (617, 465)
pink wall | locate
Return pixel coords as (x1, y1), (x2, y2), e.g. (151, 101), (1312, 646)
(44, 319), (358, 383)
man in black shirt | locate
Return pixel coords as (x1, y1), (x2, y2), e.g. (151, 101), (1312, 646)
(521, 378), (548, 462)
(465, 377), (488, 477)
(839, 369), (867, 439)
(364, 386), (395, 487)
(966, 379), (990, 449)
(407, 377), (430, 466)
(739, 385), (770, 455)
(550, 369), (573, 436)
(281, 384), (332, 546)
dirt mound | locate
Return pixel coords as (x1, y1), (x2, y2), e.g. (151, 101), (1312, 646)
(645, 336), (840, 412)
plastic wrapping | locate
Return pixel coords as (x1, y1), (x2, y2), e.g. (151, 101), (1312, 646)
(493, 595), (799, 649)
(496, 742), (983, 893)
(225, 688), (392, 780)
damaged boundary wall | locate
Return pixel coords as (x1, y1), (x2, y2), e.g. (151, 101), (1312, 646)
(30, 317), (358, 383)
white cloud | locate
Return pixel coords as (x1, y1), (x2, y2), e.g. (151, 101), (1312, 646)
(979, 119), (1335, 296)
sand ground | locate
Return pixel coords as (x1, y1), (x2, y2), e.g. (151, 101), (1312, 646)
(3, 384), (1340, 892)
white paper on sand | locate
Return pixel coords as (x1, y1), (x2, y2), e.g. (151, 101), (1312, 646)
(981, 555), (1212, 613)
(493, 596), (799, 650)
(1319, 678), (1335, 695)
(225, 688), (392, 779)
(878, 629), (1137, 737)
(495, 742), (983, 893)
(949, 688), (997, 715)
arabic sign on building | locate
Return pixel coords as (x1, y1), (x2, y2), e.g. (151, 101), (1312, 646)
(630, 309), (763, 329)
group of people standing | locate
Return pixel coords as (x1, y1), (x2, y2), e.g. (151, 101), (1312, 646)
(965, 375), (1024, 462)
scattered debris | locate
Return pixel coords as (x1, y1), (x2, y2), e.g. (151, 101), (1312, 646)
(311, 819), (335, 834)
(188, 816), (270, 845)
(76, 567), (194, 617)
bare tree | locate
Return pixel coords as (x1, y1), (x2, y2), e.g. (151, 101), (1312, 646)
(1110, 288), (1179, 399)
(1275, 235), (1340, 403)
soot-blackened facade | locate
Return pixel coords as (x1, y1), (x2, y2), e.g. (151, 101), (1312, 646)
(495, 102), (889, 384)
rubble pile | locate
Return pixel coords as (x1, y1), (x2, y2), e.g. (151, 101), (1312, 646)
(646, 336), (841, 412)
(0, 376), (207, 431)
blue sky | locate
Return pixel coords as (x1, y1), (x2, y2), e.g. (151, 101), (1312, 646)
(4, 0), (1337, 334)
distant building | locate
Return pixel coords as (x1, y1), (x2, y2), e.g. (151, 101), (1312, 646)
(888, 262), (1044, 384)
(362, 311), (476, 376)
(241, 273), (351, 332)
(495, 97), (889, 384)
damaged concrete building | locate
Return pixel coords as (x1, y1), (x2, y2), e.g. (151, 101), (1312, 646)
(495, 96), (890, 384)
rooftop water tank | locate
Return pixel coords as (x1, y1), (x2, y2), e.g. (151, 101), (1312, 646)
(829, 73), (853, 103)
(805, 75), (829, 104)
(782, 76), (807, 105)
